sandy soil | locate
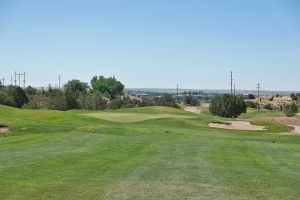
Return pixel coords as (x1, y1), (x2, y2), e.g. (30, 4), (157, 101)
(0, 127), (8, 133)
(184, 106), (201, 114)
(208, 121), (265, 131)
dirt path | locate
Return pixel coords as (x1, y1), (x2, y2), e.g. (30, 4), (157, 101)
(209, 121), (265, 131)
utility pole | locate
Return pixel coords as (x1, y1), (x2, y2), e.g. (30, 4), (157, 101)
(230, 71), (233, 94)
(256, 83), (261, 97)
(14, 72), (26, 88)
(58, 75), (61, 89)
(176, 84), (179, 95)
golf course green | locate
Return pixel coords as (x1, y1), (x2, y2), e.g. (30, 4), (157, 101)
(0, 105), (299, 199)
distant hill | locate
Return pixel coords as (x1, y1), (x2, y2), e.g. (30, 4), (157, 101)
(125, 88), (299, 95)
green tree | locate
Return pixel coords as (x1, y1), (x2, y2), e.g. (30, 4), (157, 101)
(247, 94), (256, 99)
(64, 79), (89, 93)
(11, 87), (29, 108)
(91, 76), (124, 98)
(283, 103), (298, 117)
(25, 86), (38, 96)
(209, 94), (246, 118)
(290, 93), (297, 101)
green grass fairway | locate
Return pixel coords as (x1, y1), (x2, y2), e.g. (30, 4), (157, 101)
(0, 105), (299, 199)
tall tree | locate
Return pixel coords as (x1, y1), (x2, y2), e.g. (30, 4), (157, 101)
(90, 76), (124, 98)
(64, 79), (89, 93)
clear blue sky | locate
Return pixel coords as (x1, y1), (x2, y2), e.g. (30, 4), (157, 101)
(0, 0), (299, 90)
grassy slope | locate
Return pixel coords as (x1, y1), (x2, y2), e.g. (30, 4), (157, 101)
(0, 105), (299, 199)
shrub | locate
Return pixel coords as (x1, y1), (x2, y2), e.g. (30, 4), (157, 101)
(48, 90), (68, 111)
(78, 92), (107, 110)
(184, 95), (199, 106)
(290, 93), (297, 101)
(155, 93), (178, 108)
(283, 103), (298, 117)
(247, 94), (256, 99)
(0, 90), (15, 107)
(23, 99), (48, 109)
(263, 103), (273, 110)
(209, 94), (247, 118)
(11, 87), (28, 108)
(245, 101), (257, 108)
(108, 99), (123, 109)
(65, 89), (79, 109)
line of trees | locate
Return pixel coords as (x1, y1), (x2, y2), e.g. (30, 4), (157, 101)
(0, 75), (178, 111)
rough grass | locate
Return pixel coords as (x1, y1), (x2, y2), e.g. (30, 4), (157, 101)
(0, 105), (299, 199)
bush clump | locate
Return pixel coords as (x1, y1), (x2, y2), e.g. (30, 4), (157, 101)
(209, 94), (246, 118)
(183, 95), (200, 106)
(245, 101), (257, 108)
(283, 103), (298, 117)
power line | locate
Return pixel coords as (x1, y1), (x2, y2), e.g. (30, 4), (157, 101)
(14, 72), (26, 88)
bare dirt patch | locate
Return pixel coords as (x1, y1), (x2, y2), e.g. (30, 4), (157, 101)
(184, 106), (201, 114)
(0, 127), (9, 133)
(208, 121), (265, 131)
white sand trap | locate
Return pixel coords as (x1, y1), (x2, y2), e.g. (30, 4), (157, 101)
(209, 121), (265, 131)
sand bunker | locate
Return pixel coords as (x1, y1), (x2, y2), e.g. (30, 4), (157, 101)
(288, 125), (300, 134)
(0, 127), (8, 133)
(184, 106), (201, 114)
(209, 121), (265, 131)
